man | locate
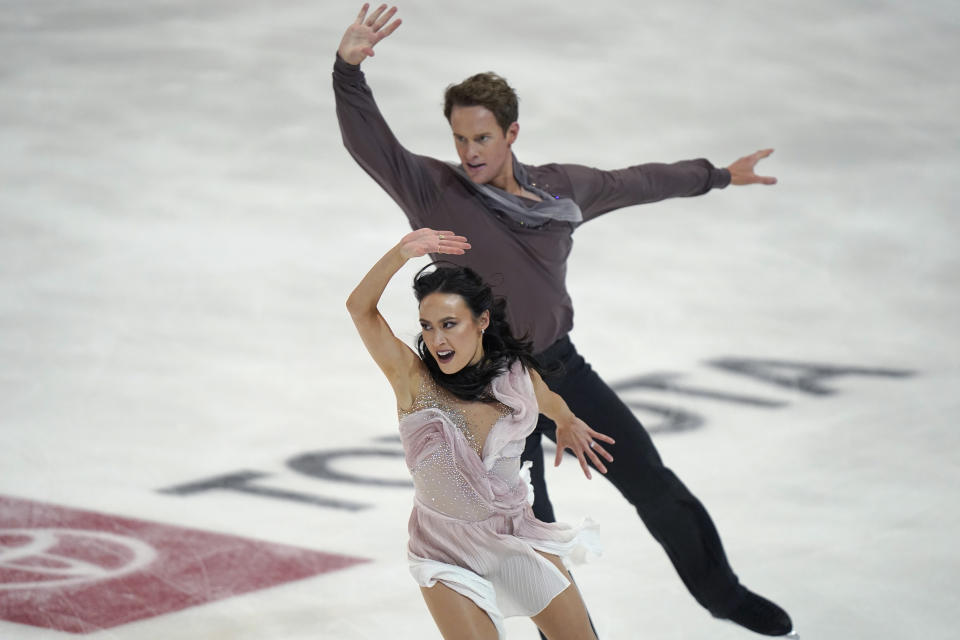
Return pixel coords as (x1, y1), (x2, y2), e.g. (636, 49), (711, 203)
(333, 4), (794, 637)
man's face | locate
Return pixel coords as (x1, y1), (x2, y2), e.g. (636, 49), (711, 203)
(449, 105), (518, 186)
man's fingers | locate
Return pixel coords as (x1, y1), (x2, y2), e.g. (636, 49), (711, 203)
(373, 6), (398, 31)
(747, 148), (773, 163)
(738, 148), (774, 169)
(554, 447), (563, 468)
(380, 17), (402, 38)
(366, 3), (388, 25)
(748, 148), (775, 170)
(355, 3), (370, 24)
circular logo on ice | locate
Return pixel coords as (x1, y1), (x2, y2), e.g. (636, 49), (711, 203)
(0, 528), (158, 590)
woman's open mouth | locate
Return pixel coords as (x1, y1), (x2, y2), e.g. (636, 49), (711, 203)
(437, 349), (455, 364)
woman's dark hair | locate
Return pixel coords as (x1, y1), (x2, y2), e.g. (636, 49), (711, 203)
(413, 262), (541, 402)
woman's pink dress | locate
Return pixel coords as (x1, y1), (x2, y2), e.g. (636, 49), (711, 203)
(399, 361), (600, 637)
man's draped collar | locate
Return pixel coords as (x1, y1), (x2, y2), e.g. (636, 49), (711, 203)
(449, 154), (583, 228)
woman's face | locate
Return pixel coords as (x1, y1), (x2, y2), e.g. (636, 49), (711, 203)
(419, 292), (489, 374)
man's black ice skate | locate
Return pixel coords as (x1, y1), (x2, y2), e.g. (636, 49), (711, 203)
(725, 589), (797, 637)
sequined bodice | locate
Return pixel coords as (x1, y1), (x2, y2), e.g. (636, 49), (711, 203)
(398, 375), (513, 457)
(398, 372), (529, 523)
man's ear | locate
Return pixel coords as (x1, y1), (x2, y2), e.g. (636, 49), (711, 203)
(506, 122), (519, 146)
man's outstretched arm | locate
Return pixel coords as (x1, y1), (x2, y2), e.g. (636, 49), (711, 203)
(539, 148), (776, 222)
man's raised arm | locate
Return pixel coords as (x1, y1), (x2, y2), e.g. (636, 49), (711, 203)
(333, 4), (438, 218)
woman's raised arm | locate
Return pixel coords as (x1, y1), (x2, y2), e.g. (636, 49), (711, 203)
(346, 228), (470, 404)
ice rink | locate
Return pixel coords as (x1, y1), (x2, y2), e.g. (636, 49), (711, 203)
(1, 1), (958, 638)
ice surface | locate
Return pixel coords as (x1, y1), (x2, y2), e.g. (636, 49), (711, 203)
(1, 1), (958, 638)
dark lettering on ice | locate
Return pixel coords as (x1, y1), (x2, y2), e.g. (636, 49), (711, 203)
(159, 357), (914, 511)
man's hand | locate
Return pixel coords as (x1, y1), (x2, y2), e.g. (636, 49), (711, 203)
(338, 3), (402, 66)
(727, 148), (777, 186)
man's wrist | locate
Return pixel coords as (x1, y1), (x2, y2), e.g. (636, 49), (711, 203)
(335, 51), (363, 69)
(713, 167), (732, 189)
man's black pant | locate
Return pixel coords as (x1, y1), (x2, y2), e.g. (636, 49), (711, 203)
(525, 335), (745, 618)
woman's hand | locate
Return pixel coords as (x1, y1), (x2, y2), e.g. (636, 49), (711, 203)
(399, 228), (471, 260)
(554, 416), (615, 480)
(338, 3), (403, 66)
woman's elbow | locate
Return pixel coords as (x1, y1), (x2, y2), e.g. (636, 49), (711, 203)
(345, 294), (374, 321)
(345, 292), (363, 317)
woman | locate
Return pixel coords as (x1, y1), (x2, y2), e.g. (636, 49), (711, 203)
(346, 227), (615, 640)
